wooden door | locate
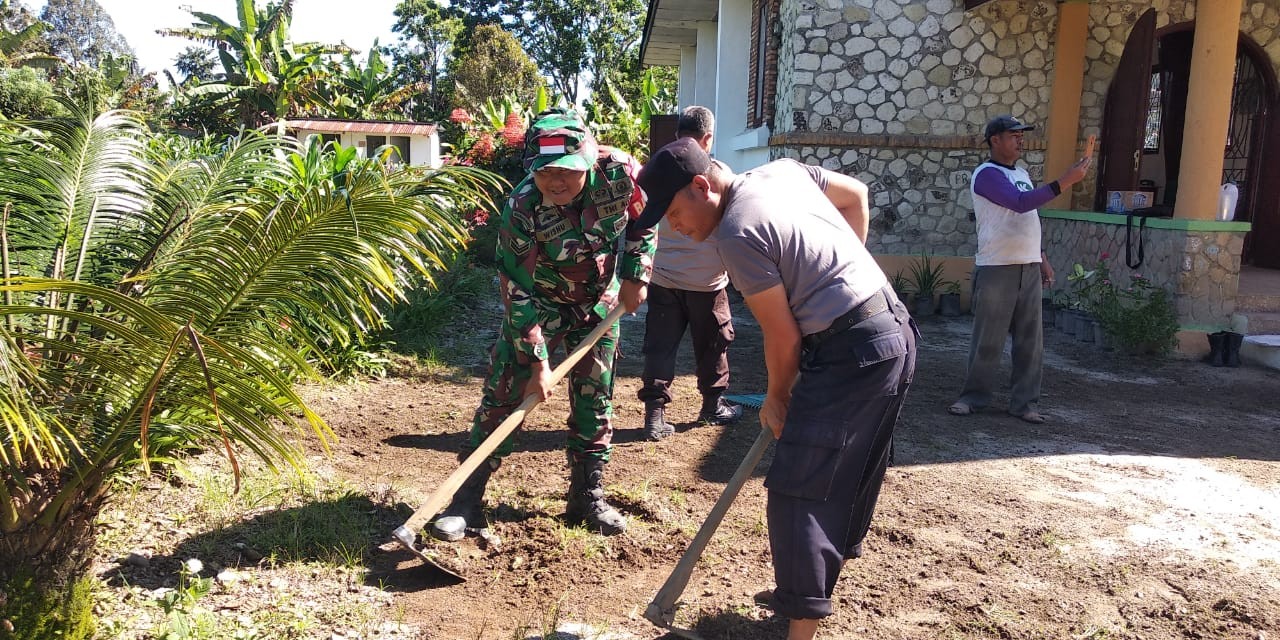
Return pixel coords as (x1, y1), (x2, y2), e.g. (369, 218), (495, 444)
(648, 114), (679, 158)
(1095, 9), (1157, 210)
(1247, 98), (1280, 267)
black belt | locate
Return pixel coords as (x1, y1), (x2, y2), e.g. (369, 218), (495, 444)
(802, 290), (892, 349)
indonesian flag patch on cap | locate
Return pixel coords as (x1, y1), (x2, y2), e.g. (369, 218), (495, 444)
(539, 135), (567, 155)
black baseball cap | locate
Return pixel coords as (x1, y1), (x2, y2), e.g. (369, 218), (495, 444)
(983, 115), (1035, 141)
(636, 137), (712, 228)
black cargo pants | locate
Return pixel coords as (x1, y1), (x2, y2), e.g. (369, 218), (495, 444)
(765, 288), (917, 620)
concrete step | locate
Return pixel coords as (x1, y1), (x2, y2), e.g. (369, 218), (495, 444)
(1237, 311), (1280, 335)
(1236, 293), (1280, 313)
(1241, 335), (1280, 372)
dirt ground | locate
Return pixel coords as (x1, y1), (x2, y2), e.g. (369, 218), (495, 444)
(96, 291), (1280, 639)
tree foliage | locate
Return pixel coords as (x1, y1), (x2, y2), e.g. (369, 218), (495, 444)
(173, 46), (220, 85)
(388, 0), (463, 121)
(447, 24), (543, 114)
(0, 0), (59, 71)
(38, 0), (133, 68)
(159, 0), (345, 130)
(0, 66), (58, 118)
(315, 39), (415, 119)
(0, 100), (503, 635)
(451, 0), (646, 105)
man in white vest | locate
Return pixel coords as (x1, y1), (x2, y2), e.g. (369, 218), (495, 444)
(947, 115), (1091, 424)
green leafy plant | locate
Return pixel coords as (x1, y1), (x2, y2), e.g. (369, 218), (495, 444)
(155, 559), (215, 640)
(583, 68), (675, 161)
(0, 100), (503, 634)
(942, 279), (962, 296)
(889, 270), (912, 296)
(906, 252), (947, 297)
(1067, 252), (1113, 313)
(1094, 274), (1179, 355)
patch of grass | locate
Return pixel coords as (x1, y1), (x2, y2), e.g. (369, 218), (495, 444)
(608, 478), (651, 504)
(93, 454), (414, 640)
(1074, 626), (1116, 639)
(1039, 528), (1065, 551)
(554, 522), (612, 560)
(508, 594), (568, 640)
(382, 254), (497, 358)
(246, 488), (382, 568)
(667, 487), (687, 509)
(2, 571), (96, 640)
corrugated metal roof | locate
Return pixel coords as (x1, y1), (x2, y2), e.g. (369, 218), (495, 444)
(285, 119), (439, 136)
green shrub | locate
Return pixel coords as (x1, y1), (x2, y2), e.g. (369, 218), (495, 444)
(1, 572), (96, 640)
(1094, 275), (1179, 355)
(380, 255), (494, 355)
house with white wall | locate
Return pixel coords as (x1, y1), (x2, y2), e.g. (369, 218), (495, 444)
(284, 119), (442, 168)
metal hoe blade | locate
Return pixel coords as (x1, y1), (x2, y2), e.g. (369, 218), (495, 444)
(642, 604), (706, 640)
(391, 525), (466, 582)
(391, 305), (629, 578)
(643, 428), (773, 639)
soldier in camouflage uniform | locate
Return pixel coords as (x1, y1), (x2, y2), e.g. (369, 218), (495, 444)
(432, 109), (655, 541)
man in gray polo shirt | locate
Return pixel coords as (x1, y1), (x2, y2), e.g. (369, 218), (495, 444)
(638, 106), (741, 440)
(636, 138), (917, 640)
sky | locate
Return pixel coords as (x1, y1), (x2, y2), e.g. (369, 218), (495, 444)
(24, 0), (403, 82)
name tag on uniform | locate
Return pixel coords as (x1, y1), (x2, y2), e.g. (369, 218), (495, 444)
(597, 198), (628, 219)
(535, 211), (575, 242)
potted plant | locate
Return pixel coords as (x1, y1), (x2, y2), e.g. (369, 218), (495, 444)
(907, 252), (946, 317)
(890, 270), (912, 301)
(939, 280), (963, 317)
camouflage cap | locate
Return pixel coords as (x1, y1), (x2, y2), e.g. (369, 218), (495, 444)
(523, 108), (598, 172)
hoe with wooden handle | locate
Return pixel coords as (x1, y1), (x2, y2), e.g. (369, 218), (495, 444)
(644, 426), (774, 638)
(392, 304), (628, 580)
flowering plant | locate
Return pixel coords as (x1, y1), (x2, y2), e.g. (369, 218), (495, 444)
(1066, 252), (1113, 313)
(443, 105), (529, 264)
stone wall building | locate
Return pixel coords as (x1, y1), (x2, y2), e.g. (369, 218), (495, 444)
(641, 0), (1280, 344)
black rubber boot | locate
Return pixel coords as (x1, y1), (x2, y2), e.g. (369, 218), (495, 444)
(1224, 332), (1243, 367)
(643, 402), (674, 441)
(698, 392), (742, 425)
(1208, 331), (1227, 366)
(430, 457), (499, 542)
(565, 456), (627, 535)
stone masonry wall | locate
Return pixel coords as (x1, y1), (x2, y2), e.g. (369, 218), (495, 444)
(1042, 218), (1245, 328)
(774, 0), (1060, 140)
(777, 144), (1043, 255)
(772, 0), (1280, 257)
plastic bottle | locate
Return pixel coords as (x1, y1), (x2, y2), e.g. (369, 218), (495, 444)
(1218, 183), (1239, 221)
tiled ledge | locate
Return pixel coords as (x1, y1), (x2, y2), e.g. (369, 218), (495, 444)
(768, 132), (1049, 151)
(1041, 209), (1253, 232)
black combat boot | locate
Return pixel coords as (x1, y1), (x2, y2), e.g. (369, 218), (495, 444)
(1207, 331), (1227, 366)
(565, 456), (627, 535)
(643, 401), (674, 441)
(430, 457), (500, 542)
(1224, 332), (1244, 367)
(698, 391), (742, 425)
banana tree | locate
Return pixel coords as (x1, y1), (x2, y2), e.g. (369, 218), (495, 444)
(584, 68), (672, 160)
(0, 102), (502, 638)
(318, 40), (420, 120)
(159, 0), (346, 128)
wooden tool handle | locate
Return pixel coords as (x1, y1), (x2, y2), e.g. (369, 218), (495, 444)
(645, 427), (774, 626)
(399, 304), (629, 536)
